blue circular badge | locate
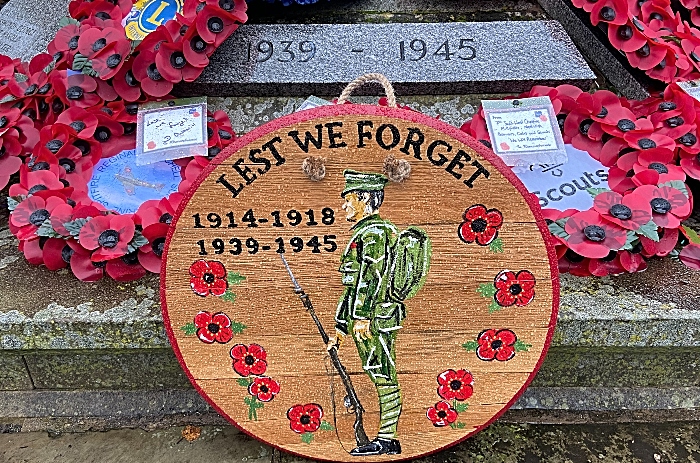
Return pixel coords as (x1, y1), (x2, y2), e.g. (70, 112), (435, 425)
(137, 0), (183, 35)
(88, 149), (181, 214)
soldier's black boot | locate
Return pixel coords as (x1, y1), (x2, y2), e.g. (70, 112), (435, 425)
(350, 438), (401, 456)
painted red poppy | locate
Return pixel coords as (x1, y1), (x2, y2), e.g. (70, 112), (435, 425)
(194, 310), (234, 344)
(494, 270), (536, 307)
(189, 259), (228, 297)
(458, 204), (504, 246)
(287, 403), (323, 434)
(230, 343), (267, 377)
(248, 376), (280, 402)
(437, 369), (474, 401)
(426, 401), (458, 427)
(476, 329), (517, 362)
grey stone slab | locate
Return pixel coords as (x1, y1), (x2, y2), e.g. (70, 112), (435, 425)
(537, 0), (652, 99)
(0, 0), (66, 61)
(0, 354), (32, 391)
(177, 21), (595, 96)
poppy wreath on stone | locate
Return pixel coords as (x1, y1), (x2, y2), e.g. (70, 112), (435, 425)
(461, 83), (699, 276)
(2, 0), (245, 281)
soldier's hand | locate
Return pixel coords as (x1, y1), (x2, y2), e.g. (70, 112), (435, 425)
(353, 319), (372, 340)
(327, 331), (345, 352)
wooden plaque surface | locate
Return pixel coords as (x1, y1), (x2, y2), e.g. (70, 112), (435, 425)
(162, 104), (559, 462)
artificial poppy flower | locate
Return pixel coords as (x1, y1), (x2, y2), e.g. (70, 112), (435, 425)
(41, 237), (73, 271)
(77, 27), (127, 60)
(78, 214), (136, 261)
(155, 40), (204, 83)
(92, 39), (132, 80)
(7, 54), (52, 99)
(631, 149), (686, 182)
(588, 250), (626, 276)
(593, 189), (652, 230)
(135, 193), (183, 229)
(564, 210), (628, 258)
(178, 156), (210, 193)
(182, 23), (216, 68)
(648, 44), (692, 82)
(619, 249), (648, 273)
(206, 110), (236, 148)
(132, 50), (174, 98)
(634, 184), (691, 228)
(608, 21), (649, 52)
(476, 329), (518, 362)
(90, 109), (127, 158)
(0, 131), (23, 190)
(56, 106), (98, 138)
(189, 259), (228, 296)
(138, 223), (169, 274)
(20, 237), (45, 265)
(426, 401), (458, 427)
(105, 252), (148, 281)
(589, 0), (628, 27)
(69, 0), (126, 23)
(494, 269), (536, 307)
(626, 41), (667, 71)
(679, 243), (700, 270)
(640, 227), (679, 257)
(33, 123), (82, 160)
(679, 150), (700, 180)
(194, 310), (234, 344)
(10, 194), (67, 240)
(248, 376), (280, 402)
(195, 5), (247, 47)
(230, 343), (267, 377)
(8, 167), (64, 196)
(287, 403), (323, 434)
(68, 241), (105, 282)
(437, 369), (474, 401)
(51, 71), (102, 109)
(457, 204), (503, 246)
(48, 23), (85, 60)
(112, 59), (143, 102)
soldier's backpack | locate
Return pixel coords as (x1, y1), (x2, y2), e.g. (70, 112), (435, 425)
(389, 227), (432, 301)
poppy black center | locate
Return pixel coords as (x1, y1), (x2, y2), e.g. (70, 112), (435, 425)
(106, 54), (122, 68)
(46, 139), (63, 153)
(220, 0), (234, 10)
(52, 98), (64, 113)
(0, 116), (7, 128)
(31, 162), (50, 171)
(637, 43), (650, 57)
(602, 250), (618, 262)
(0, 145), (6, 158)
(449, 380), (462, 391)
(92, 38), (107, 53)
(93, 260), (108, 268)
(126, 103), (139, 115)
(122, 122), (136, 135)
(667, 116), (684, 128)
(244, 355), (255, 365)
(179, 25), (189, 36)
(509, 283), (522, 295)
(617, 119), (636, 132)
(609, 204), (632, 220)
(170, 52), (186, 69)
(122, 252), (139, 265)
(491, 340), (503, 349)
(600, 7), (615, 21)
(650, 12), (663, 21)
(648, 162), (668, 174)
(259, 385), (269, 393)
(583, 224), (606, 241)
(70, 121), (86, 132)
(191, 36), (207, 53)
(53, 51), (64, 62)
(219, 129), (232, 140)
(125, 69), (138, 87)
(564, 249), (585, 263)
(61, 245), (74, 264)
(97, 229), (119, 248)
(152, 237), (165, 257)
(146, 63), (162, 81)
(68, 36), (79, 50)
(625, 169), (635, 178)
(659, 101), (676, 111)
(28, 184), (47, 195)
(73, 139), (91, 156)
(207, 323), (220, 334)
(159, 213), (173, 224)
(471, 218), (488, 233)
(597, 107), (608, 118)
(24, 83), (37, 96)
(66, 86), (84, 100)
(207, 17), (224, 34)
(638, 138), (656, 149)
(95, 127), (111, 142)
(579, 118), (593, 135)
(650, 197), (672, 214)
(207, 146), (221, 159)
(22, 108), (36, 121)
(437, 411), (447, 419)
(680, 133), (697, 146)
(95, 12), (111, 20)
(59, 158), (76, 173)
(29, 209), (49, 226)
(557, 114), (566, 132)
(617, 25), (633, 40)
(300, 415), (311, 425)
(38, 83), (51, 95)
(207, 126), (214, 139)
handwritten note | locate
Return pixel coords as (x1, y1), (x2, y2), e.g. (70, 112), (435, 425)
(136, 98), (208, 165)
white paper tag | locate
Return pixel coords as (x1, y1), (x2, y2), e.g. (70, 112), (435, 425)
(514, 145), (609, 211)
(136, 97), (208, 165)
(678, 80), (700, 101)
(296, 96), (332, 112)
(482, 96), (567, 168)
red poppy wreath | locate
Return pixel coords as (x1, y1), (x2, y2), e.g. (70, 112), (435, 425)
(3, 0), (246, 281)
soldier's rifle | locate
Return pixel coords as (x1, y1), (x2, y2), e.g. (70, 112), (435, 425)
(280, 254), (370, 448)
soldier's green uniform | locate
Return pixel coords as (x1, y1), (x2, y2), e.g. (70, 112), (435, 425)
(335, 171), (405, 443)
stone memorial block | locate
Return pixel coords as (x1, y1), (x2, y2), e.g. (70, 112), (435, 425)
(179, 22), (595, 96)
(0, 0), (66, 61)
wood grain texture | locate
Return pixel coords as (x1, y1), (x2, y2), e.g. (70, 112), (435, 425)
(162, 105), (559, 462)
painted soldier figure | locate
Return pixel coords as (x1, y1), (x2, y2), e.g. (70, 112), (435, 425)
(328, 170), (431, 457)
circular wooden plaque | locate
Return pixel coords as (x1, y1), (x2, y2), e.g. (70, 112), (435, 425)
(162, 104), (559, 462)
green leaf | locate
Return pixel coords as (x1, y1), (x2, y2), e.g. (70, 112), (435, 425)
(514, 340), (532, 352)
(587, 188), (609, 199)
(454, 422), (466, 429)
(319, 421), (334, 431)
(476, 283), (496, 298)
(243, 396), (254, 405)
(489, 238), (504, 253)
(461, 340), (478, 352)
(126, 229), (149, 254)
(230, 321), (246, 334)
(36, 219), (63, 238)
(64, 217), (91, 239)
(83, 66), (100, 78)
(682, 225), (700, 245)
(636, 220), (659, 242)
(228, 272), (246, 285)
(0, 94), (16, 104)
(58, 16), (80, 27)
(180, 323), (196, 336)
(301, 432), (314, 444)
(13, 73), (27, 83)
(72, 53), (88, 71)
(619, 231), (637, 251)
(455, 402), (469, 413)
(548, 219), (569, 239)
(237, 378), (251, 387)
(488, 300), (501, 313)
(7, 196), (23, 212)
(659, 180), (689, 199)
(221, 291), (237, 304)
